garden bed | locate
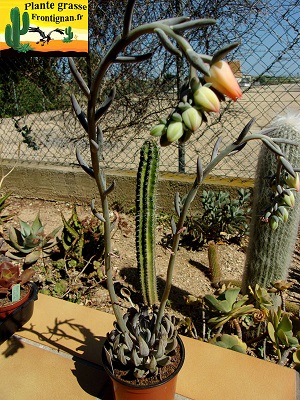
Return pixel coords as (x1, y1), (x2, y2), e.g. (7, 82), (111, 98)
(2, 196), (300, 332)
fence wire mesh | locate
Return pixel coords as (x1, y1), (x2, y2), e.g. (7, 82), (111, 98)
(0, 0), (299, 180)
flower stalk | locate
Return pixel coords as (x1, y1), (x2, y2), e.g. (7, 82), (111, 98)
(69, 2), (298, 377)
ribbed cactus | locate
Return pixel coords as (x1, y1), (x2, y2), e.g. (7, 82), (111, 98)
(5, 7), (30, 50)
(242, 113), (300, 298)
(136, 140), (159, 305)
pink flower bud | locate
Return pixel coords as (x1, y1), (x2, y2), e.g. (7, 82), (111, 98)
(182, 107), (202, 132)
(204, 61), (242, 101)
(193, 86), (220, 113)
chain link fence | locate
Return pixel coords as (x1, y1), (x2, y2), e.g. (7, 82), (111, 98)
(0, 0), (299, 180)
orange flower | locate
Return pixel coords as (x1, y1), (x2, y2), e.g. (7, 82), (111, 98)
(204, 61), (242, 101)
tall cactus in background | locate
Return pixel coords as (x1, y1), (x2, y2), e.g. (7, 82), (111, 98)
(136, 140), (159, 305)
(242, 113), (300, 301)
(5, 7), (30, 50)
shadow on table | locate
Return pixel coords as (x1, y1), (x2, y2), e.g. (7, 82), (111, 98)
(2, 318), (112, 398)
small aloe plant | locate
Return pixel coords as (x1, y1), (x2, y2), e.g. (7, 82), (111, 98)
(0, 261), (34, 294)
(6, 214), (61, 264)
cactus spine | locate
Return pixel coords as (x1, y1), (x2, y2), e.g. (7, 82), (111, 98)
(242, 114), (300, 298)
(136, 140), (159, 305)
(5, 7), (30, 50)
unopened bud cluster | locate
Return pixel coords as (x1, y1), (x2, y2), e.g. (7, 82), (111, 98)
(262, 172), (299, 230)
(150, 60), (242, 146)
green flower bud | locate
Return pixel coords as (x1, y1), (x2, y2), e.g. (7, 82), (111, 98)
(282, 190), (295, 208)
(277, 206), (289, 222)
(269, 215), (279, 230)
(193, 86), (220, 113)
(182, 107), (202, 132)
(285, 172), (300, 192)
(171, 112), (182, 122)
(150, 124), (166, 137)
(166, 121), (184, 142)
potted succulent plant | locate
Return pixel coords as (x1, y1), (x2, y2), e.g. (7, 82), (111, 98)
(0, 260), (38, 343)
(68, 1), (298, 398)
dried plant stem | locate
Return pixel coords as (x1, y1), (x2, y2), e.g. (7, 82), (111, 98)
(232, 318), (243, 340)
(278, 346), (297, 366)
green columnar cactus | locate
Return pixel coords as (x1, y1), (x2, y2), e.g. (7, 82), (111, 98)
(208, 242), (222, 287)
(5, 7), (30, 50)
(63, 26), (74, 43)
(136, 140), (159, 305)
(242, 114), (300, 299)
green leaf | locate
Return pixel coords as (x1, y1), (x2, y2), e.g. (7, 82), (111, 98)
(19, 219), (31, 237)
(231, 345), (247, 354)
(278, 313), (292, 332)
(25, 249), (41, 264)
(277, 329), (289, 347)
(204, 294), (228, 312)
(156, 355), (170, 366)
(130, 348), (142, 366)
(293, 348), (300, 363)
(224, 288), (240, 307)
(267, 322), (276, 343)
(138, 335), (149, 357)
(117, 344), (127, 365)
(32, 214), (43, 234)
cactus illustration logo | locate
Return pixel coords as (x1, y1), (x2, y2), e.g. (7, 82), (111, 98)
(0, 0), (88, 55)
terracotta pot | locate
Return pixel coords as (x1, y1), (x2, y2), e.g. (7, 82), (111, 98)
(0, 284), (32, 319)
(0, 282), (38, 344)
(102, 335), (185, 400)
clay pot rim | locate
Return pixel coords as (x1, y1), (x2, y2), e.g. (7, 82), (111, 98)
(102, 334), (185, 389)
(0, 282), (38, 319)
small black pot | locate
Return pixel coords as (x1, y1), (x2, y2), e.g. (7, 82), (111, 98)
(0, 282), (38, 344)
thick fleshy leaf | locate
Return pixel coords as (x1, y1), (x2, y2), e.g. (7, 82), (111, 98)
(117, 344), (127, 365)
(156, 338), (166, 359)
(267, 322), (276, 343)
(172, 18), (216, 33)
(25, 250), (41, 264)
(31, 214), (43, 235)
(20, 268), (35, 284)
(131, 348), (143, 366)
(138, 335), (149, 357)
(19, 220), (31, 237)
(211, 42), (240, 64)
(154, 28), (182, 57)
